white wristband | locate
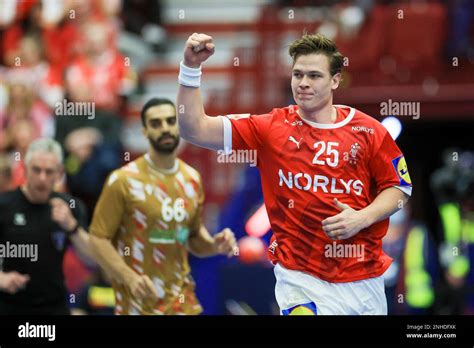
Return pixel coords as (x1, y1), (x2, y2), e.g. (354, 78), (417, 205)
(178, 60), (202, 87)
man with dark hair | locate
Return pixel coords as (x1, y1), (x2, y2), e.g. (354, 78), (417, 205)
(89, 98), (236, 315)
(176, 33), (412, 315)
(140, 98), (175, 128)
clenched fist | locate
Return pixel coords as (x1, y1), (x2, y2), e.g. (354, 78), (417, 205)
(183, 33), (215, 68)
(50, 197), (77, 233)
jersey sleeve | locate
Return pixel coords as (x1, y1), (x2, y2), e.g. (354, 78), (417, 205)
(368, 130), (413, 196)
(221, 112), (274, 153)
(89, 170), (126, 239)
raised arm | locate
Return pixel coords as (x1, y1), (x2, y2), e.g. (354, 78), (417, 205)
(176, 33), (225, 151)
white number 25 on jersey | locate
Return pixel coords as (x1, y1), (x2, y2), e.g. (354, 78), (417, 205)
(312, 141), (339, 167)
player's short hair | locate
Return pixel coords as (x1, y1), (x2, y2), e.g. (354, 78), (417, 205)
(25, 138), (63, 166)
(140, 98), (176, 127)
(289, 33), (344, 76)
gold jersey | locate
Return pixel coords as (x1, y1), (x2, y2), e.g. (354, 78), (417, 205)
(90, 154), (204, 315)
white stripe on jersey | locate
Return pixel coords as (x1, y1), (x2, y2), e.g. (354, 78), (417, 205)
(221, 116), (233, 154)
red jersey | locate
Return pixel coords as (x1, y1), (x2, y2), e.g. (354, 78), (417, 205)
(223, 105), (412, 283)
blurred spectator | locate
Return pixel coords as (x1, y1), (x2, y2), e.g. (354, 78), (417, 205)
(4, 35), (63, 110)
(54, 0), (122, 67)
(2, 1), (43, 67)
(1, 0), (122, 75)
(63, 127), (122, 217)
(64, 127), (102, 166)
(41, 3), (83, 77)
(1, 82), (53, 139)
(65, 20), (137, 113)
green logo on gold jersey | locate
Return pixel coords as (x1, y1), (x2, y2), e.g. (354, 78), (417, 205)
(149, 227), (190, 245)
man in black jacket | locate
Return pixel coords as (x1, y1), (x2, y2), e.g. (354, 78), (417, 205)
(0, 138), (94, 315)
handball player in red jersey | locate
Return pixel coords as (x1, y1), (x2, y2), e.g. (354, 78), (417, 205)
(176, 32), (412, 315)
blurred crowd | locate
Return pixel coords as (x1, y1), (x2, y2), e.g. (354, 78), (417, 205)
(0, 0), (149, 212)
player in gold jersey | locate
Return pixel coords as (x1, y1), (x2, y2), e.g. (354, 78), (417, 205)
(89, 98), (236, 314)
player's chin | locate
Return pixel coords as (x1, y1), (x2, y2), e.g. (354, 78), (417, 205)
(151, 138), (180, 154)
(297, 100), (318, 112)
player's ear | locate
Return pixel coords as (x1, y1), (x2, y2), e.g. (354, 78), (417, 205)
(331, 72), (342, 90)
